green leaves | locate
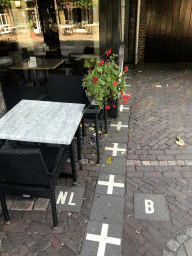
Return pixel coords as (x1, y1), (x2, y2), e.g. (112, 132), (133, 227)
(0, 0), (11, 9)
(82, 52), (127, 109)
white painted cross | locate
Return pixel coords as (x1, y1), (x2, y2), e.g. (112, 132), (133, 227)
(98, 174), (124, 194)
(120, 105), (129, 112)
(110, 121), (128, 131)
(105, 143), (126, 156)
(86, 223), (121, 256)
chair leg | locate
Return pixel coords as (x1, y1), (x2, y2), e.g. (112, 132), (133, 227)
(81, 117), (85, 137)
(0, 193), (10, 224)
(69, 139), (77, 183)
(77, 125), (81, 161)
(95, 113), (100, 163)
(49, 188), (58, 229)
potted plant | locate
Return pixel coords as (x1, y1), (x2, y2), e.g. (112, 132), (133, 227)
(82, 48), (129, 116)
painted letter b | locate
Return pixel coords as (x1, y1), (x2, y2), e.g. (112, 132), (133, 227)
(145, 199), (154, 214)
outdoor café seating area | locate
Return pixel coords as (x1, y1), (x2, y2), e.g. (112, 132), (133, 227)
(0, 47), (108, 229)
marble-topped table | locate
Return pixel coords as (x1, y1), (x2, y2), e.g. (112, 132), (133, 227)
(0, 100), (85, 145)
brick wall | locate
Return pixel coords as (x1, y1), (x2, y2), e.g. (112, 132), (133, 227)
(127, 0), (148, 64)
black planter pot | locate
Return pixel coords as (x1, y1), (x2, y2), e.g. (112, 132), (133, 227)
(107, 99), (119, 118)
(86, 96), (119, 119)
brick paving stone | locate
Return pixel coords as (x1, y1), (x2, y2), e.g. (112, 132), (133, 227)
(168, 187), (188, 199)
(19, 233), (36, 248)
(66, 238), (80, 254)
(123, 241), (140, 256)
(182, 172), (192, 177)
(164, 172), (183, 177)
(10, 200), (34, 211)
(175, 154), (192, 159)
(136, 166), (154, 172)
(65, 226), (83, 244)
(44, 245), (61, 256)
(26, 222), (51, 233)
(127, 154), (139, 160)
(1, 237), (15, 253)
(59, 244), (77, 256)
(5, 232), (22, 249)
(148, 150), (165, 154)
(143, 241), (162, 256)
(139, 155), (157, 161)
(2, 222), (28, 232)
(127, 171), (144, 177)
(22, 211), (45, 221)
(33, 199), (50, 211)
(36, 251), (48, 256)
(157, 155), (175, 161)
(10, 244), (29, 256)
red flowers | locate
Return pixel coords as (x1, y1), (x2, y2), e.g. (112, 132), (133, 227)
(93, 77), (98, 83)
(105, 105), (111, 109)
(97, 59), (105, 65)
(124, 66), (129, 72)
(113, 81), (119, 86)
(121, 92), (130, 104)
(122, 94), (129, 100)
(113, 105), (116, 108)
(106, 48), (111, 56)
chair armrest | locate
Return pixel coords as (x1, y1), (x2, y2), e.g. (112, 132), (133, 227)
(83, 105), (101, 114)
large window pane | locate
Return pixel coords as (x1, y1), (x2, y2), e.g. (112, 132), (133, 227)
(0, 0), (99, 58)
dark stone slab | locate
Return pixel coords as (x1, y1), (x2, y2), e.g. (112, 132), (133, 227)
(90, 194), (125, 224)
(106, 131), (128, 143)
(134, 193), (170, 221)
(48, 185), (85, 212)
(100, 156), (127, 175)
(117, 112), (129, 122)
(80, 221), (123, 256)
(104, 142), (127, 158)
(95, 173), (125, 196)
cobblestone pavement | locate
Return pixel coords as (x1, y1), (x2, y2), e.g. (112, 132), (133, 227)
(2, 63), (192, 256)
(123, 63), (192, 256)
(0, 120), (107, 255)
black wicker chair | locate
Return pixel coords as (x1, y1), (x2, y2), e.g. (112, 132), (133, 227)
(45, 74), (101, 163)
(0, 140), (76, 229)
(1, 85), (48, 112)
